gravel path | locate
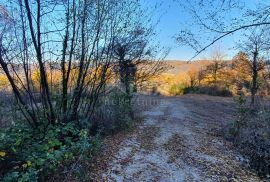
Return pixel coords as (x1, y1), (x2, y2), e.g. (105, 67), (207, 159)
(100, 95), (263, 182)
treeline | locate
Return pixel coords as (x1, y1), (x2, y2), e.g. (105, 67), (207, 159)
(169, 51), (270, 103)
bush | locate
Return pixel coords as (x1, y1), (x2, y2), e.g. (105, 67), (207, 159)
(184, 85), (233, 97)
(169, 84), (232, 97)
(0, 88), (136, 181)
(90, 88), (134, 135)
(183, 86), (199, 94)
(169, 83), (187, 96)
(201, 86), (232, 97)
(227, 96), (270, 179)
(0, 122), (100, 181)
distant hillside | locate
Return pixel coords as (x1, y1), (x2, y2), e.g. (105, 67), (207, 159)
(163, 60), (213, 74)
(150, 60), (230, 95)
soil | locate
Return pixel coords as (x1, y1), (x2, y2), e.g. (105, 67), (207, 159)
(87, 94), (264, 182)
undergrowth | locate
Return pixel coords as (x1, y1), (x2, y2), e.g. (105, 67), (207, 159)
(0, 122), (101, 181)
(227, 95), (270, 179)
(0, 89), (134, 181)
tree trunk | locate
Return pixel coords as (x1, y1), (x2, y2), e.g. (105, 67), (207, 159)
(251, 46), (258, 106)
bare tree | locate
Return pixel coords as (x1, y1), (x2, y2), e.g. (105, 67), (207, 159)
(176, 0), (270, 60)
(113, 26), (169, 96)
(198, 68), (206, 86)
(187, 69), (198, 87)
(0, 0), (154, 128)
(239, 30), (270, 105)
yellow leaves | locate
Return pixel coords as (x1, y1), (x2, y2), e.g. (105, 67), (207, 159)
(0, 74), (9, 89)
(31, 69), (41, 90)
(0, 151), (6, 157)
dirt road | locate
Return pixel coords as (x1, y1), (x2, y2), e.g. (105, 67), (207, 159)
(95, 95), (263, 181)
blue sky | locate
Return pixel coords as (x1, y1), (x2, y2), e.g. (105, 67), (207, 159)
(141, 0), (260, 60)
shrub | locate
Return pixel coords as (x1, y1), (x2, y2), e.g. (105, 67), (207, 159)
(169, 83), (233, 97)
(227, 95), (250, 138)
(184, 85), (233, 97)
(227, 95), (270, 179)
(235, 111), (270, 178)
(90, 88), (134, 135)
(0, 88), (136, 181)
(183, 86), (199, 94)
(0, 122), (100, 181)
(169, 83), (187, 96)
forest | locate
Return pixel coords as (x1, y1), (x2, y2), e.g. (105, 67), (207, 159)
(0, 0), (269, 181)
